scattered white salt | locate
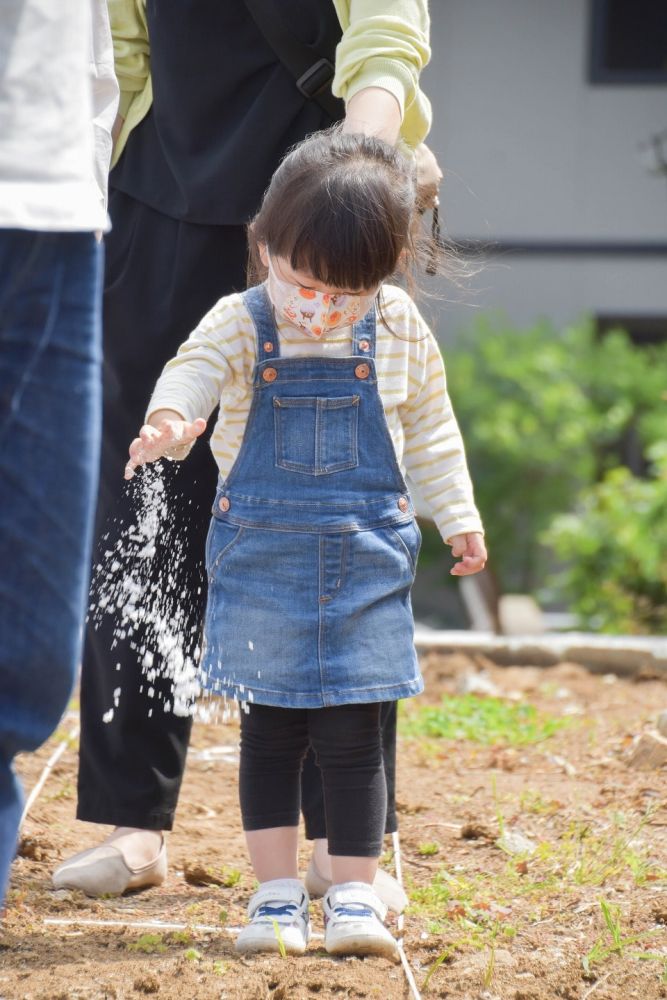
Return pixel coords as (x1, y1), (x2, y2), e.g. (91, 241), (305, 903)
(88, 465), (203, 723)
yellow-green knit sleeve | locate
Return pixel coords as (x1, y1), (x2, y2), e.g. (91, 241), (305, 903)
(332, 0), (432, 149)
(109, 0), (152, 166)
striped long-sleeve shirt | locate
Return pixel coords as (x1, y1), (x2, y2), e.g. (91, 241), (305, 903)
(147, 283), (483, 544)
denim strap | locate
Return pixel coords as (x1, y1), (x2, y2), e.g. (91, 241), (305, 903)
(242, 283), (281, 360)
(351, 300), (376, 358)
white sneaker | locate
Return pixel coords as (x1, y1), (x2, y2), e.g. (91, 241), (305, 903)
(305, 857), (408, 913)
(323, 882), (399, 960)
(235, 879), (310, 955)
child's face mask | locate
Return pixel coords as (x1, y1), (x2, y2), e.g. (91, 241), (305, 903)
(266, 256), (377, 339)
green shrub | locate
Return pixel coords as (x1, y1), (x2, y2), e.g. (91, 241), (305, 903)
(444, 316), (667, 601)
(543, 445), (667, 633)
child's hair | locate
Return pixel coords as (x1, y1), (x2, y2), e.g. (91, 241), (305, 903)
(248, 129), (418, 293)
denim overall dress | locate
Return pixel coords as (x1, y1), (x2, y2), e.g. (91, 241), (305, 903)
(201, 285), (424, 709)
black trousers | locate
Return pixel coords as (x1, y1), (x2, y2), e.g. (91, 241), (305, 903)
(240, 704), (386, 857)
(76, 190), (398, 834)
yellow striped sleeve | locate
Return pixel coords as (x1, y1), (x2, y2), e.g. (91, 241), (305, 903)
(147, 295), (252, 425)
(390, 294), (484, 543)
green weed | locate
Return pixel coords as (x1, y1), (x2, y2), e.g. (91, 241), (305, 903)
(519, 789), (562, 815)
(169, 930), (194, 946)
(547, 812), (665, 887)
(417, 842), (440, 857)
(272, 920), (287, 959)
(217, 866), (241, 887)
(47, 782), (75, 802)
(582, 898), (664, 974)
(400, 694), (569, 746)
(126, 933), (167, 954)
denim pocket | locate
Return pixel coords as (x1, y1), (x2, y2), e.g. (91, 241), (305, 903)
(273, 395), (359, 476)
(387, 519), (422, 575)
(206, 519), (245, 581)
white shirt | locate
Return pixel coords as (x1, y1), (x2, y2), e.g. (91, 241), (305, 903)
(0, 0), (118, 232)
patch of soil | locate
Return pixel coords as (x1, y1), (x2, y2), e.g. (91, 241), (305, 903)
(2, 654), (666, 1000)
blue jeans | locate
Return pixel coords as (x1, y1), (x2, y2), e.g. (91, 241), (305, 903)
(0, 230), (102, 905)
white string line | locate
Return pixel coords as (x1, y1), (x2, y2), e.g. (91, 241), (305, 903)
(392, 830), (423, 1000)
(43, 917), (325, 939)
(19, 722), (80, 833)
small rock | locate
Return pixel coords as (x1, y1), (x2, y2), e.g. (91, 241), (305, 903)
(627, 730), (667, 770)
(456, 672), (500, 697)
(455, 948), (517, 973)
(52, 888), (73, 902)
(133, 974), (160, 994)
(488, 748), (519, 771)
(554, 687), (572, 699)
(182, 861), (228, 886)
(547, 753), (577, 776)
(460, 822), (494, 841)
(17, 835), (50, 861)
(496, 830), (537, 855)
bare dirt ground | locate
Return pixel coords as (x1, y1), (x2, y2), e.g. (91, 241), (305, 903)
(2, 652), (666, 1000)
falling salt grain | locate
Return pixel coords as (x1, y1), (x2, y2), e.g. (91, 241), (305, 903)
(103, 709), (114, 723)
(248, 640), (254, 650)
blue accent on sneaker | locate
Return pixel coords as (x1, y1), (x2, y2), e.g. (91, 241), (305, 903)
(334, 905), (374, 918)
(256, 903), (299, 918)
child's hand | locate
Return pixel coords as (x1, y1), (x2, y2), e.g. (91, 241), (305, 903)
(449, 532), (487, 576)
(124, 413), (207, 480)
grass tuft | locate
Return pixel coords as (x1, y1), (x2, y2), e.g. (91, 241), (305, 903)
(400, 694), (569, 746)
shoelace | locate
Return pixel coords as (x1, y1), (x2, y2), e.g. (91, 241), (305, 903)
(256, 902), (299, 918)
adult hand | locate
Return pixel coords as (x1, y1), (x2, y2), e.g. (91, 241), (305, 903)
(415, 143), (443, 212)
(449, 532), (487, 576)
(124, 412), (207, 480)
(342, 86), (402, 145)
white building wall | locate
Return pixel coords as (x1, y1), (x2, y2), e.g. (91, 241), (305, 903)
(422, 0), (667, 334)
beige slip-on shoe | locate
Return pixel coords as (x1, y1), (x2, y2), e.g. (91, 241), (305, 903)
(304, 857), (408, 914)
(52, 841), (167, 896)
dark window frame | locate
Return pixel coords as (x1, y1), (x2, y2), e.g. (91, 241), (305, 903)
(589, 0), (667, 85)
(596, 313), (667, 345)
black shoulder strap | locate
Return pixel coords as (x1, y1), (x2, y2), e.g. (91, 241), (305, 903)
(244, 0), (345, 121)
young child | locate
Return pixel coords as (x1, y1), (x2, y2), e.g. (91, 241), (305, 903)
(125, 131), (486, 959)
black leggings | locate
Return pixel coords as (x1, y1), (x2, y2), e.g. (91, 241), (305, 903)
(240, 703), (387, 857)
